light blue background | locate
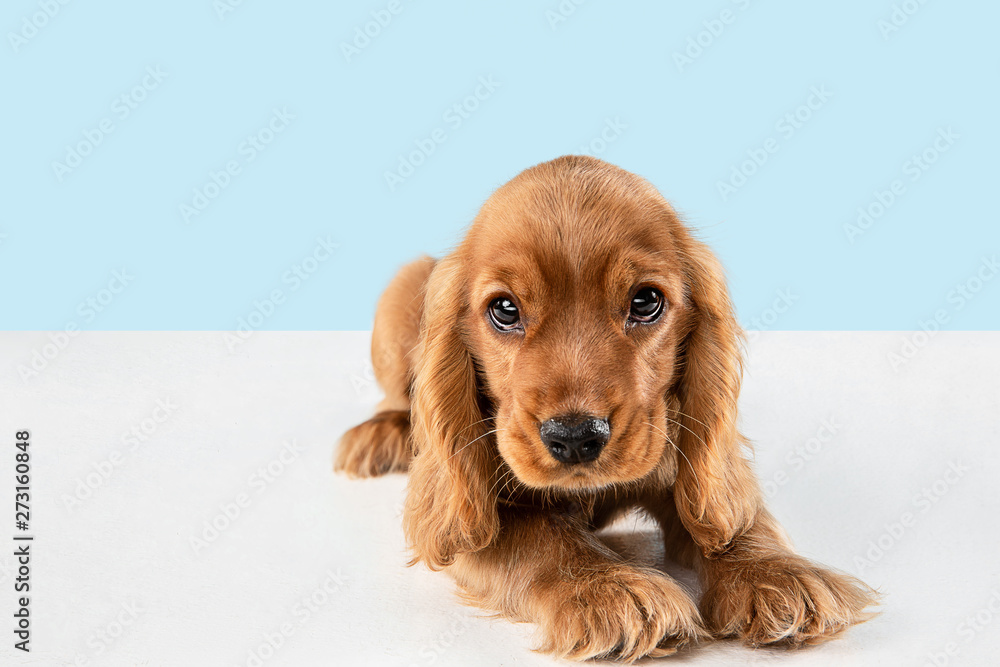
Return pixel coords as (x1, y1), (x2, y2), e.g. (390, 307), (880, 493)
(2, 0), (998, 331)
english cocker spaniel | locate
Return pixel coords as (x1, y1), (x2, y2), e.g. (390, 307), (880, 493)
(336, 156), (877, 661)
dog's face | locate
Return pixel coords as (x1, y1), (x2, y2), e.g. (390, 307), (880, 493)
(405, 155), (743, 567)
(456, 159), (696, 491)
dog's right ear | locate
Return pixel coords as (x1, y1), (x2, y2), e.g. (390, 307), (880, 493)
(670, 234), (760, 555)
(402, 253), (499, 570)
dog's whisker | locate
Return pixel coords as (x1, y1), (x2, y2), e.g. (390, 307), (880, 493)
(488, 464), (521, 502)
(447, 427), (505, 462)
(501, 469), (516, 497)
(668, 408), (712, 432)
(452, 416), (497, 439)
(486, 467), (510, 499)
(644, 420), (704, 500)
(664, 415), (709, 451)
(502, 471), (518, 499)
(497, 474), (510, 499)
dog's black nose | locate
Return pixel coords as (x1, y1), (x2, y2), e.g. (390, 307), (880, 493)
(539, 416), (610, 464)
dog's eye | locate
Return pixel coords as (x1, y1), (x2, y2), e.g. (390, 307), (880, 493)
(629, 287), (664, 323)
(488, 297), (521, 330)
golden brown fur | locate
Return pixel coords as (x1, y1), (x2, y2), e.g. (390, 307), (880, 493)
(335, 156), (877, 660)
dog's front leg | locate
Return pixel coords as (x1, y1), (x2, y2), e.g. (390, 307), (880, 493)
(448, 504), (707, 661)
(692, 509), (878, 647)
(670, 450), (879, 647)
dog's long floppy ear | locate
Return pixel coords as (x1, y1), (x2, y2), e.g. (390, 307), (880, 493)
(402, 253), (499, 570)
(672, 235), (763, 556)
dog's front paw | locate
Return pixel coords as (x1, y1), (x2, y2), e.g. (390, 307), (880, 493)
(701, 555), (878, 647)
(334, 410), (411, 477)
(535, 565), (707, 662)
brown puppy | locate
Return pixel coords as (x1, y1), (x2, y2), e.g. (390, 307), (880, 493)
(335, 156), (877, 661)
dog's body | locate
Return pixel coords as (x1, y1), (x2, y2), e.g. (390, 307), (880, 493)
(336, 156), (876, 661)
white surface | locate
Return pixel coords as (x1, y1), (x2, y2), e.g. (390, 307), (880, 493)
(0, 331), (998, 666)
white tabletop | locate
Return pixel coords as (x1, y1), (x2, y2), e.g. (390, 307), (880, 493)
(1, 331), (997, 666)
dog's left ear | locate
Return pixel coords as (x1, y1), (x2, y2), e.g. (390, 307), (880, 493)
(671, 231), (762, 555)
(402, 253), (499, 570)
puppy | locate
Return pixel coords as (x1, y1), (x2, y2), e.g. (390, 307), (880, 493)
(336, 156), (877, 661)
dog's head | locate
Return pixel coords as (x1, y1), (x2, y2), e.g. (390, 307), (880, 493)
(405, 156), (744, 567)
